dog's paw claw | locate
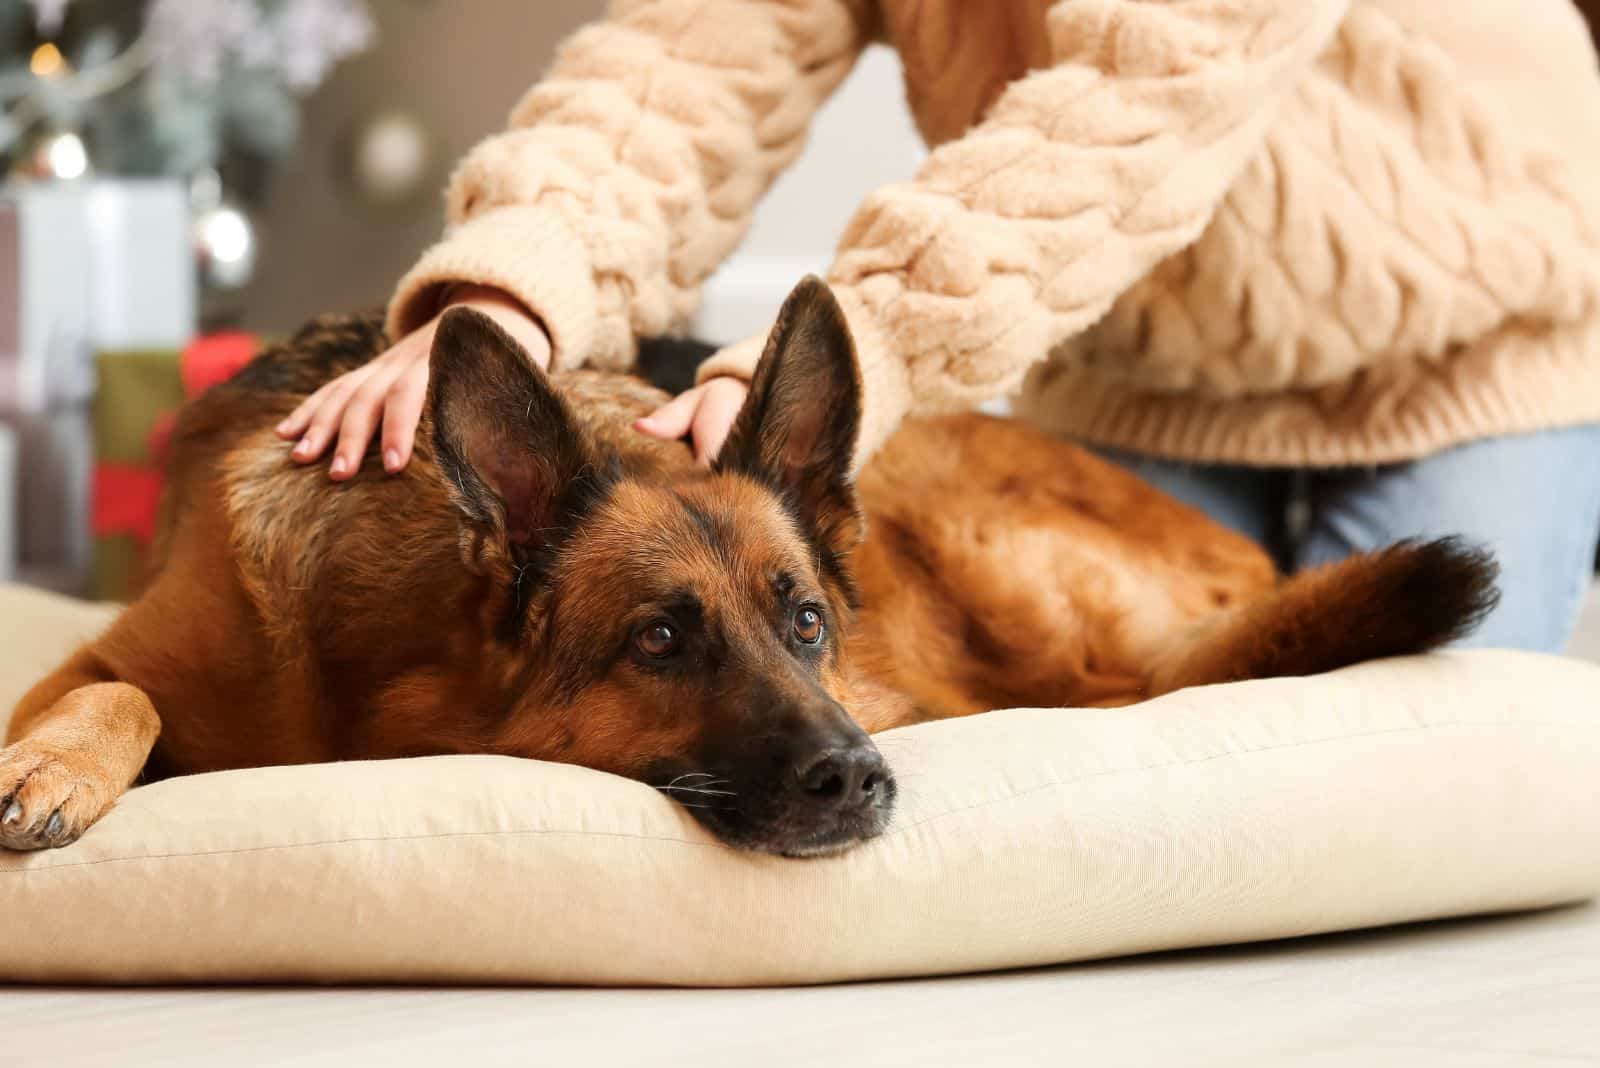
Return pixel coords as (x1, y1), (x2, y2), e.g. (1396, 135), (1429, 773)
(0, 743), (113, 852)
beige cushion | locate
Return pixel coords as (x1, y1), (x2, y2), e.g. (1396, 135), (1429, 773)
(2, 582), (1598, 985)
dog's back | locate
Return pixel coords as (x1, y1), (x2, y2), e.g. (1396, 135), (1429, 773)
(848, 414), (1497, 721)
(106, 315), (420, 777)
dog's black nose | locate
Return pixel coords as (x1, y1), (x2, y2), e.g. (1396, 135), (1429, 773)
(796, 743), (888, 810)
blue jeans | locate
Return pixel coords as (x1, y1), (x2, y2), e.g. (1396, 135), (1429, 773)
(1100, 425), (1600, 653)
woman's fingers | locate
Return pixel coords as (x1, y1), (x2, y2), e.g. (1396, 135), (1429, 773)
(280, 328), (432, 478)
(634, 378), (750, 464)
(277, 379), (337, 441)
(277, 288), (549, 479)
(635, 386), (704, 441)
(329, 361), (408, 479)
(689, 379), (748, 463)
(291, 369), (369, 464)
(380, 360), (432, 472)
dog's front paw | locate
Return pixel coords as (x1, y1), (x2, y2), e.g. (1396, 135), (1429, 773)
(0, 742), (118, 851)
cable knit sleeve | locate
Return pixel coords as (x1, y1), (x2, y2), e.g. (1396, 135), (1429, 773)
(698, 0), (1351, 463)
(387, 0), (870, 370)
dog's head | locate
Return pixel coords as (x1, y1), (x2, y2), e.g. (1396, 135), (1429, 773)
(426, 278), (893, 856)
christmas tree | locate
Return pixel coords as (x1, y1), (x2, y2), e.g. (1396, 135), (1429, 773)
(0, 0), (373, 181)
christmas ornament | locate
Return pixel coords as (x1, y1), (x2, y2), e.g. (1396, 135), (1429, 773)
(348, 110), (430, 205)
(190, 169), (256, 291)
(11, 127), (91, 181)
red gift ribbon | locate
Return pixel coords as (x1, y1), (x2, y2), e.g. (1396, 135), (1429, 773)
(92, 464), (165, 544)
(178, 331), (258, 398)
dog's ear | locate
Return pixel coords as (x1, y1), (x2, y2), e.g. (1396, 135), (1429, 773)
(715, 276), (863, 558)
(428, 307), (611, 558)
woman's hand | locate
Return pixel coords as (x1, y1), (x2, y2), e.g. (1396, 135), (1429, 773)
(275, 285), (551, 479)
(634, 376), (750, 463)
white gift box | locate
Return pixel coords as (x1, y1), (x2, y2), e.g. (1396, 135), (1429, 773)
(0, 179), (194, 414)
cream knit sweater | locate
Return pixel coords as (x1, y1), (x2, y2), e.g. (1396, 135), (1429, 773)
(389, 0), (1600, 467)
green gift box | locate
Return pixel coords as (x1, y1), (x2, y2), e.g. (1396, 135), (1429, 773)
(92, 333), (260, 601)
(91, 349), (186, 602)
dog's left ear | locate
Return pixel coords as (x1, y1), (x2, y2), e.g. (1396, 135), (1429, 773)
(715, 276), (863, 556)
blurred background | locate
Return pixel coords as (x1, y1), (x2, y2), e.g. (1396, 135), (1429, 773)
(0, 0), (922, 599)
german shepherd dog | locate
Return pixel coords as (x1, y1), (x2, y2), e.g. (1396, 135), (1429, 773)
(1, 279), (1497, 856)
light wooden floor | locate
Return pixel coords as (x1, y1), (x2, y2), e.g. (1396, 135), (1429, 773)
(9, 902), (1599, 1067)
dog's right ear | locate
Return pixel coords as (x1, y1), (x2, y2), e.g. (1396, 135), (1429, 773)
(715, 276), (864, 563)
(427, 308), (611, 560)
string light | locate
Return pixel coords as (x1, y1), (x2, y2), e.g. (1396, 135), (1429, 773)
(29, 42), (66, 78)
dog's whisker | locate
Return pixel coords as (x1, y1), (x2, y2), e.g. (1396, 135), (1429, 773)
(656, 772), (725, 789)
(658, 786), (736, 796)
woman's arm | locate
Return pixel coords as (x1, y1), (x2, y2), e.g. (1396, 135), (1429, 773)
(388, 0), (873, 370)
(693, 0), (1351, 463)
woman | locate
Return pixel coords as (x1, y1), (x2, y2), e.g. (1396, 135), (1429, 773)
(278, 0), (1600, 652)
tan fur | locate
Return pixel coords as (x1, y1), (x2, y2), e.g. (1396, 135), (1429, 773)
(847, 414), (1276, 724)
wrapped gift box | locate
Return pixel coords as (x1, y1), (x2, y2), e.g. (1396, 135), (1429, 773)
(0, 423), (14, 583)
(92, 332), (258, 601)
(0, 178), (194, 594)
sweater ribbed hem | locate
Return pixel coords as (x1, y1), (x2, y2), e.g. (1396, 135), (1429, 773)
(1016, 323), (1600, 467)
(694, 333), (764, 386)
(834, 286), (912, 466)
(386, 206), (599, 371)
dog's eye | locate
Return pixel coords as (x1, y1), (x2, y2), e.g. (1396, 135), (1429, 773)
(793, 607), (824, 644)
(635, 622), (679, 658)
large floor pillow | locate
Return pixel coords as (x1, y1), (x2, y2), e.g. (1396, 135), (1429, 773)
(2, 582), (1598, 985)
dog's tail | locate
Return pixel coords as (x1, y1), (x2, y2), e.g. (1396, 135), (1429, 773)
(1150, 537), (1500, 694)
